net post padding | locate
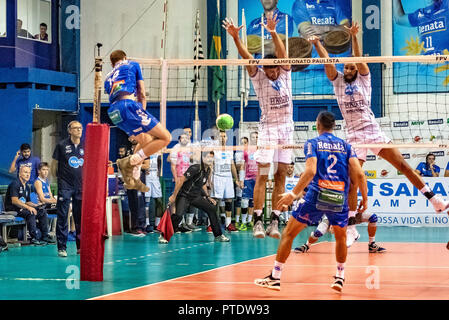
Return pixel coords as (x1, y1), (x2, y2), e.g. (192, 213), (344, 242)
(80, 123), (110, 282)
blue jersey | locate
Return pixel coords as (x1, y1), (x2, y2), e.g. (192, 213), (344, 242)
(292, 0), (349, 27)
(407, 0), (449, 55)
(248, 8), (294, 39)
(417, 162), (440, 176)
(37, 177), (51, 199)
(104, 60), (144, 104)
(303, 132), (357, 208)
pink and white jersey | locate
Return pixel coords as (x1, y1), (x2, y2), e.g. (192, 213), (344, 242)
(331, 72), (381, 138)
(250, 67), (293, 127)
(176, 151), (191, 177)
(244, 150), (258, 181)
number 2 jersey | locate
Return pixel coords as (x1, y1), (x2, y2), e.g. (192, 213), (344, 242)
(104, 60), (144, 104)
(303, 132), (357, 210)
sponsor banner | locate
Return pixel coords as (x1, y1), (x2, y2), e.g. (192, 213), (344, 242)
(376, 214), (449, 227)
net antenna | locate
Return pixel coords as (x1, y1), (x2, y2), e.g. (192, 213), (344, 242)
(93, 43), (103, 123)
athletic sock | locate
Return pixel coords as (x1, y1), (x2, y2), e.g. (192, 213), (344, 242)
(226, 217), (232, 227)
(336, 263), (345, 279)
(236, 215), (240, 223)
(420, 185), (435, 200)
(254, 209), (263, 216)
(369, 237), (375, 244)
(155, 217), (161, 227)
(273, 210), (281, 217)
(130, 150), (147, 166)
(241, 214), (247, 224)
(247, 214), (253, 223)
(271, 261), (284, 279)
(187, 214), (194, 225)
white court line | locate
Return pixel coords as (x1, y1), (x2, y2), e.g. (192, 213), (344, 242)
(246, 264), (449, 269)
(90, 242), (329, 300)
(0, 278), (69, 281)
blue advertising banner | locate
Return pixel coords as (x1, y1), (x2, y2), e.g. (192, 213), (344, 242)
(238, 0), (352, 95)
(393, 0), (449, 93)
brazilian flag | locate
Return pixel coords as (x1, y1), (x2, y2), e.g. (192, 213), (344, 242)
(209, 13), (225, 103)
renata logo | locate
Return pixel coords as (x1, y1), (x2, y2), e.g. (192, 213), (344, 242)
(366, 155), (377, 161)
(428, 119), (444, 125)
(393, 121), (409, 127)
(402, 153), (410, 160)
(294, 125), (309, 131)
(418, 18), (446, 35)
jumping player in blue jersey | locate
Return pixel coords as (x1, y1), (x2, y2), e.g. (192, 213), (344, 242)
(292, 0), (350, 38)
(105, 50), (171, 191)
(393, 0), (449, 55)
(254, 111), (368, 292)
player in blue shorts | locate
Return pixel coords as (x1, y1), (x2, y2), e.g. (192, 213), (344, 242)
(254, 111), (368, 292)
(105, 50), (171, 191)
(393, 0), (449, 55)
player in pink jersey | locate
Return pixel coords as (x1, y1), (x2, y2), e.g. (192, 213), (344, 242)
(310, 22), (449, 252)
(224, 13), (293, 239)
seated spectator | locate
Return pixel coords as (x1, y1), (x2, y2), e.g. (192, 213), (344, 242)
(34, 23), (49, 41)
(34, 162), (57, 209)
(16, 19), (33, 38)
(4, 166), (54, 245)
(9, 143), (40, 185)
(415, 153), (440, 177)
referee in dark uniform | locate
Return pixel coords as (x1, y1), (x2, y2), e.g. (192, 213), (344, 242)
(51, 121), (84, 257)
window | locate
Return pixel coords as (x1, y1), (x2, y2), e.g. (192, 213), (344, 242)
(0, 0), (6, 37)
(17, 0), (51, 42)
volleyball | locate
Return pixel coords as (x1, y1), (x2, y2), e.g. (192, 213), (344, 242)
(216, 114), (234, 130)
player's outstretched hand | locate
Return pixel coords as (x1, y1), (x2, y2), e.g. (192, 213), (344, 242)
(345, 22), (360, 37)
(307, 35), (321, 45)
(222, 17), (243, 39)
(263, 12), (278, 33)
(277, 192), (294, 209)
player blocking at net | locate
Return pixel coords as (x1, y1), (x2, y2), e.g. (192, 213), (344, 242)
(104, 50), (171, 191)
(223, 13), (293, 239)
(254, 111), (368, 292)
(309, 22), (449, 250)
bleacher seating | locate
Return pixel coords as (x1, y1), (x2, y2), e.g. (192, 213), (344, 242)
(0, 194), (27, 243)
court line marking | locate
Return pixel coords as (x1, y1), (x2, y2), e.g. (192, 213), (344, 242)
(245, 264), (449, 269)
(89, 242), (328, 300)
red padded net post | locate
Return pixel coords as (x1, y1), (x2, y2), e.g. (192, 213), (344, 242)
(80, 123), (110, 281)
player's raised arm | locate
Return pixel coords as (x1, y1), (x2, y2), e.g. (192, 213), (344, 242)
(348, 157), (368, 213)
(308, 36), (338, 82)
(263, 13), (290, 71)
(392, 0), (412, 27)
(345, 22), (369, 76)
(222, 18), (258, 77)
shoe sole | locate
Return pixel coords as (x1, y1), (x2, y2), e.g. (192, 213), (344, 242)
(253, 232), (265, 239)
(267, 232), (281, 239)
(331, 283), (343, 292)
(369, 249), (387, 253)
(254, 280), (281, 291)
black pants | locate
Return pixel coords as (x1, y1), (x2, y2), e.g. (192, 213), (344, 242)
(127, 189), (146, 231)
(56, 189), (82, 251)
(173, 195), (221, 237)
(14, 207), (49, 241)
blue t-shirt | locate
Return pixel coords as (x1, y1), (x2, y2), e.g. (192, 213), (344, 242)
(303, 132), (357, 209)
(52, 138), (84, 191)
(407, 0), (449, 55)
(416, 162), (440, 176)
(292, 0), (349, 27)
(15, 156), (40, 184)
(104, 60), (144, 104)
(247, 8), (294, 39)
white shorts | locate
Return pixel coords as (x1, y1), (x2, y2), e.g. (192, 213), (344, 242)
(254, 124), (293, 164)
(211, 175), (234, 199)
(347, 128), (391, 162)
(145, 178), (162, 198)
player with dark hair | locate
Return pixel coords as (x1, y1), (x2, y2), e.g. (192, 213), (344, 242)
(168, 151), (229, 242)
(310, 22), (449, 251)
(105, 50), (171, 192)
(224, 13), (293, 239)
(254, 111), (368, 292)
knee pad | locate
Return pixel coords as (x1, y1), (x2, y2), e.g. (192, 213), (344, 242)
(241, 198), (249, 209)
(219, 200), (225, 207)
(313, 229), (323, 239)
(225, 201), (232, 212)
(235, 197), (242, 208)
(367, 213), (378, 223)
